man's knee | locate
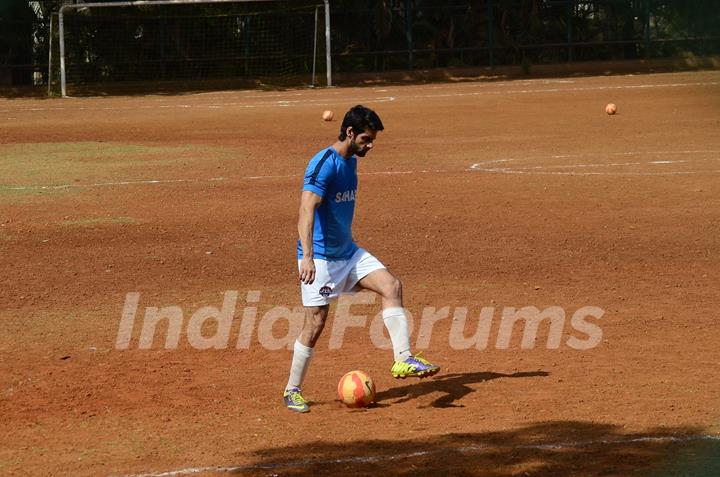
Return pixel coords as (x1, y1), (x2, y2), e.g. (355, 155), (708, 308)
(302, 305), (329, 347)
(383, 277), (402, 301)
(306, 306), (328, 328)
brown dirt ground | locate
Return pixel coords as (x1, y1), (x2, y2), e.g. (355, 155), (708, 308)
(1, 70), (719, 476)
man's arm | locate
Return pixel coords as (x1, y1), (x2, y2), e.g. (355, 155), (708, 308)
(298, 190), (323, 284)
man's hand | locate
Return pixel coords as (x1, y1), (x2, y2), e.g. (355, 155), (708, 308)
(299, 256), (316, 284)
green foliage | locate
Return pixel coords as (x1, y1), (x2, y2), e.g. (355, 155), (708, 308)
(4, 0), (720, 88)
(521, 55), (531, 74)
(0, 0), (35, 84)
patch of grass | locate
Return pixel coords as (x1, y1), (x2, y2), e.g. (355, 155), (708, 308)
(0, 184), (59, 195)
(0, 183), (75, 204)
(0, 142), (211, 188)
(0, 141), (234, 202)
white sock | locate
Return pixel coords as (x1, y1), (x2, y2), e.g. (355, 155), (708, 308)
(382, 307), (412, 362)
(285, 340), (314, 391)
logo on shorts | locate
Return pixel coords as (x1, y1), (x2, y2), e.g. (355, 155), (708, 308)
(319, 285), (333, 297)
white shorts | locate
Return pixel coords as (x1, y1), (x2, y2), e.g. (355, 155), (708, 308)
(299, 248), (386, 306)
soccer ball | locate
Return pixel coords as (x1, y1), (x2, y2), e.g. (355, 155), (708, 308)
(337, 370), (376, 408)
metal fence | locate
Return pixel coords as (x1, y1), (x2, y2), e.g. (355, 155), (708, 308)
(1, 0), (719, 92)
(330, 0), (720, 73)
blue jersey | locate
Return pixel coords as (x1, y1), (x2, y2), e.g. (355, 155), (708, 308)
(297, 147), (359, 261)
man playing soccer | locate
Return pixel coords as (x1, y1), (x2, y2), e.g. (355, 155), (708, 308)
(283, 105), (440, 413)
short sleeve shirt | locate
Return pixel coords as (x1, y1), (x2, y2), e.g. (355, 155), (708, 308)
(297, 147), (359, 261)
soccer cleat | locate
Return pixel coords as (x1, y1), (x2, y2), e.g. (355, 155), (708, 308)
(283, 387), (310, 413)
(391, 353), (440, 379)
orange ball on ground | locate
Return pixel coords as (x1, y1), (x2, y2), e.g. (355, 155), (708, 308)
(337, 370), (376, 408)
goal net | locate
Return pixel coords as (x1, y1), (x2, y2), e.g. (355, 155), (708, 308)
(57, 0), (328, 95)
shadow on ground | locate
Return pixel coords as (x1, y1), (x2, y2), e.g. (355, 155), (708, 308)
(375, 370), (549, 408)
(232, 420), (719, 476)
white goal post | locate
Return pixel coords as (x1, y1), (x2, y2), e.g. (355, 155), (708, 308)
(57, 0), (332, 97)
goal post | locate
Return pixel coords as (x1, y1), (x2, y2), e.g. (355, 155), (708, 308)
(57, 0), (332, 97)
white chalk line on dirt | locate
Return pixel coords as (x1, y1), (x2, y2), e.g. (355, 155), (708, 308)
(408, 80), (720, 100)
(549, 150), (720, 158)
(3, 170), (451, 191)
(469, 150), (720, 176)
(3, 177), (228, 191)
(423, 78), (579, 89)
(117, 433), (720, 477)
(469, 168), (720, 176)
(3, 79), (718, 114)
(0, 95), (397, 113)
(469, 168), (720, 177)
(5, 150), (719, 190)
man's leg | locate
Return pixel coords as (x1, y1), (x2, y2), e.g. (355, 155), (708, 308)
(284, 305), (329, 412)
(358, 269), (439, 378)
(297, 304), (330, 348)
(357, 269), (410, 360)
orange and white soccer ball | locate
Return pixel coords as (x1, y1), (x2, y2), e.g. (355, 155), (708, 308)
(337, 370), (376, 408)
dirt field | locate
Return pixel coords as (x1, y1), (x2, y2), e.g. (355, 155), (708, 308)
(1, 70), (719, 476)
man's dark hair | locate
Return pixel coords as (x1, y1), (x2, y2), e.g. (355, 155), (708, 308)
(338, 105), (384, 140)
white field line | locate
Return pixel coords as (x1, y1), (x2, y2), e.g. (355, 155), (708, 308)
(3, 177), (228, 191)
(4, 170), (451, 191)
(0, 96), (396, 113)
(469, 168), (720, 176)
(502, 160), (697, 170)
(549, 150), (720, 158)
(117, 433), (720, 477)
(422, 78), (579, 89)
(4, 151), (719, 190)
(469, 150), (720, 176)
(406, 80), (720, 100)
(2, 79), (719, 113)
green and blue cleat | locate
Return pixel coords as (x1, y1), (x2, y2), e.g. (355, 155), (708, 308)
(391, 353), (440, 379)
(283, 387), (310, 413)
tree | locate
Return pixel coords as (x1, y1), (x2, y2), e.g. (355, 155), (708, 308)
(0, 0), (36, 85)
